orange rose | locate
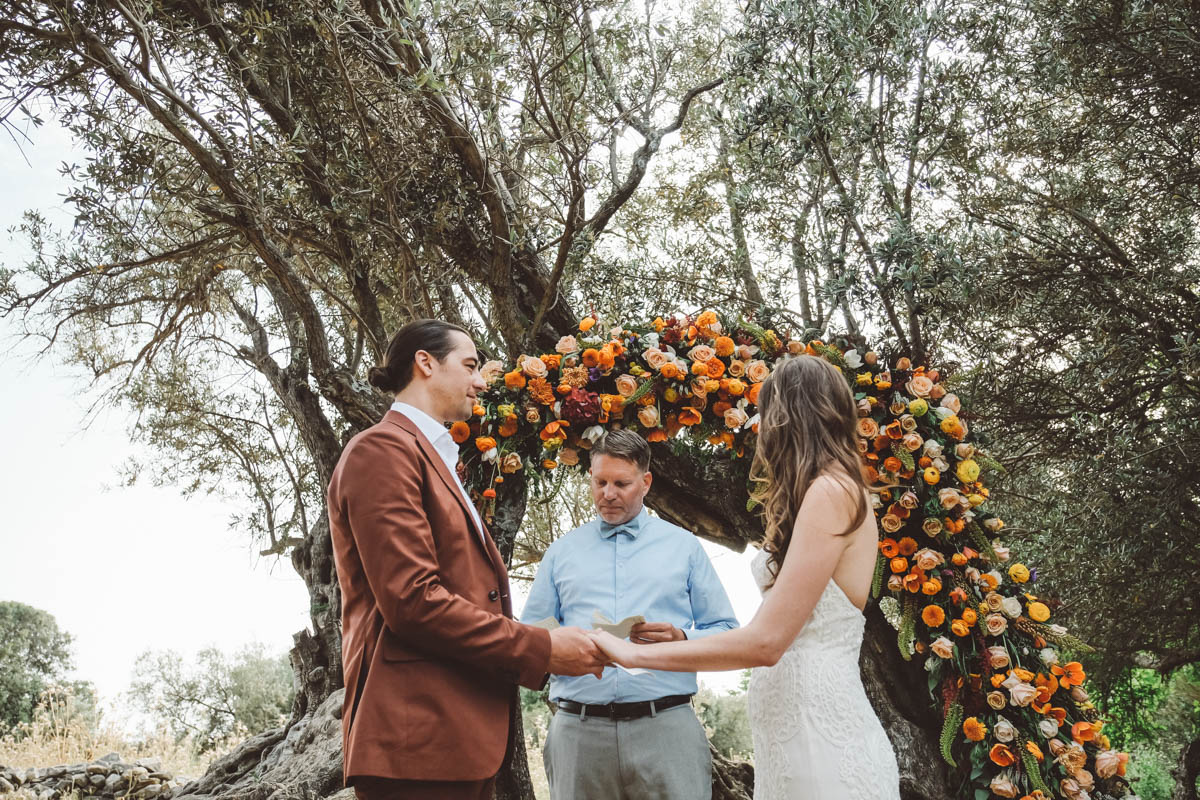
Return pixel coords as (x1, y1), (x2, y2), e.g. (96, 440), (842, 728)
(475, 437), (497, 452)
(449, 421), (471, 444)
(922, 578), (943, 595)
(889, 557), (909, 574)
(541, 353), (562, 371)
(745, 382), (762, 406)
(951, 619), (970, 637)
(706, 358), (726, 379)
(745, 360), (771, 383)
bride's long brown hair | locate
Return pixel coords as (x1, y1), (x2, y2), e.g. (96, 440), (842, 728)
(751, 355), (869, 586)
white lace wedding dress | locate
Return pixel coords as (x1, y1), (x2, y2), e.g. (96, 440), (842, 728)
(747, 549), (900, 799)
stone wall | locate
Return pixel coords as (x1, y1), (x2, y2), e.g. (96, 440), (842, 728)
(0, 754), (180, 800)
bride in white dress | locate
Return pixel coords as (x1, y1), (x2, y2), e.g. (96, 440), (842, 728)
(589, 354), (900, 799)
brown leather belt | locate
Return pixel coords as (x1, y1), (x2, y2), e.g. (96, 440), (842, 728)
(554, 694), (692, 721)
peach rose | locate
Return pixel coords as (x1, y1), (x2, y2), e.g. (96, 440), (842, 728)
(724, 407), (749, 429)
(856, 399), (872, 417)
(520, 355), (547, 379)
(923, 439), (944, 457)
(889, 400), (908, 416)
(558, 447), (580, 467)
(939, 488), (962, 509)
(726, 359), (746, 378)
(638, 406), (660, 428)
(955, 443), (976, 459)
(480, 360), (505, 385)
(902, 432), (923, 451)
(857, 418), (880, 438)
(985, 592), (1005, 612)
(986, 691), (1007, 710)
(930, 637), (954, 658)
(987, 646), (1010, 670)
(555, 335), (579, 354)
(689, 344), (716, 363)
(899, 491), (920, 509)
(906, 375), (934, 398)
(1008, 682), (1038, 707)
(880, 514), (904, 533)
(986, 613), (1008, 636)
(915, 549), (943, 571)
(988, 775), (1017, 799)
(922, 518), (943, 537)
(1074, 770), (1094, 791)
(899, 414), (918, 433)
(887, 574), (905, 592)
(929, 383), (946, 399)
(1094, 750), (1123, 779)
(745, 360), (770, 383)
(643, 348), (670, 370)
(615, 374), (639, 398)
(941, 393), (961, 413)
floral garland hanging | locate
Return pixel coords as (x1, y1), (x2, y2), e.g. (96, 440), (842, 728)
(456, 311), (1131, 799)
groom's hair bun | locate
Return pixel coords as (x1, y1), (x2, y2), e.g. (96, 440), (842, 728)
(369, 319), (470, 394)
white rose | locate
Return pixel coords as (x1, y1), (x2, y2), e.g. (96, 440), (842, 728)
(923, 440), (944, 458)
(1039, 718), (1061, 738)
(1008, 681), (1038, 707)
(955, 443), (976, 459)
(992, 544), (1011, 562)
(1001, 596), (1023, 618)
(1040, 648), (1059, 667)
(843, 349), (864, 368)
(582, 425), (606, 443)
(932, 456), (950, 472)
(993, 717), (1016, 743)
(986, 646), (1010, 670)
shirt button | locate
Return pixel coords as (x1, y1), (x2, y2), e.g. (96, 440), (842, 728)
(488, 589), (500, 601)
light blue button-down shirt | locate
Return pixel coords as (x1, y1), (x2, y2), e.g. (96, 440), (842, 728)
(521, 508), (739, 703)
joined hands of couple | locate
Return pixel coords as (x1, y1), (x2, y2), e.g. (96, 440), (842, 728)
(545, 622), (682, 677)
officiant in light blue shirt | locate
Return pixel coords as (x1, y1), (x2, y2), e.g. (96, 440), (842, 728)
(521, 429), (738, 800)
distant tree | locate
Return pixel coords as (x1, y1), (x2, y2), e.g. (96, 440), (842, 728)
(0, 601), (74, 730)
(129, 644), (293, 754)
(694, 686), (753, 761)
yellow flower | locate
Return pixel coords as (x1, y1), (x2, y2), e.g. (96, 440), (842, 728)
(963, 717), (987, 742)
(1027, 601), (1050, 622)
(923, 467), (941, 485)
(956, 458), (980, 483)
(1008, 563), (1031, 584)
(856, 372), (873, 386)
(908, 398), (929, 416)
(579, 316), (596, 332)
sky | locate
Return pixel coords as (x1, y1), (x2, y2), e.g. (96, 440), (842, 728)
(0, 114), (763, 720)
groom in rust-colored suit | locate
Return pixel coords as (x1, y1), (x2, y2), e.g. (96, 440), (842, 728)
(328, 320), (606, 800)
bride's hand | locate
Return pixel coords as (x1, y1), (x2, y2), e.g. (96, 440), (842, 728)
(587, 630), (639, 666)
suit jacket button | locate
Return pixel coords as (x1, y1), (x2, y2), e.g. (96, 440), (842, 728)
(488, 589), (500, 602)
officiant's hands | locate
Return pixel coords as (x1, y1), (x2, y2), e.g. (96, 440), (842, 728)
(630, 621), (684, 643)
(588, 629), (639, 667)
(548, 626), (608, 678)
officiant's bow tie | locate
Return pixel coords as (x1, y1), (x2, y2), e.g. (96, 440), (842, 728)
(599, 520), (639, 538)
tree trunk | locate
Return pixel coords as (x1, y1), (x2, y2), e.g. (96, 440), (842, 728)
(1173, 734), (1200, 800)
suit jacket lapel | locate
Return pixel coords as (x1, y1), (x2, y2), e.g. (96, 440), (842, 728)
(385, 410), (498, 566)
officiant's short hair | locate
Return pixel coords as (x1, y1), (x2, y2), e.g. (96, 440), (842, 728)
(592, 429), (651, 472)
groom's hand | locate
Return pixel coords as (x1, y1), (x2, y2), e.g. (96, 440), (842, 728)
(630, 621), (684, 644)
(548, 626), (607, 678)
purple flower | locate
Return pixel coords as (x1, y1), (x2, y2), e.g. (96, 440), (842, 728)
(588, 367), (602, 383)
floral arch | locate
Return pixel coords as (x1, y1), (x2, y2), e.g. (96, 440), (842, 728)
(455, 311), (1130, 799)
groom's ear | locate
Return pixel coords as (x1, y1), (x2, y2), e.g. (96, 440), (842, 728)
(642, 471), (653, 492)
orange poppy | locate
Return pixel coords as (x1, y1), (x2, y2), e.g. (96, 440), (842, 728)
(646, 429), (668, 442)
(1071, 721), (1097, 743)
(678, 407), (703, 426)
(989, 744), (1015, 767)
(879, 539), (900, 558)
(482, 488), (497, 499)
(540, 420), (569, 441)
(1052, 661), (1086, 688)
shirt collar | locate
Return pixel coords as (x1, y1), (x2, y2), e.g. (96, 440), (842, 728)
(598, 507), (648, 539)
(391, 401), (451, 447)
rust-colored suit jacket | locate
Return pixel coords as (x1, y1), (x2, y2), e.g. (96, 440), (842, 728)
(328, 410), (551, 783)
